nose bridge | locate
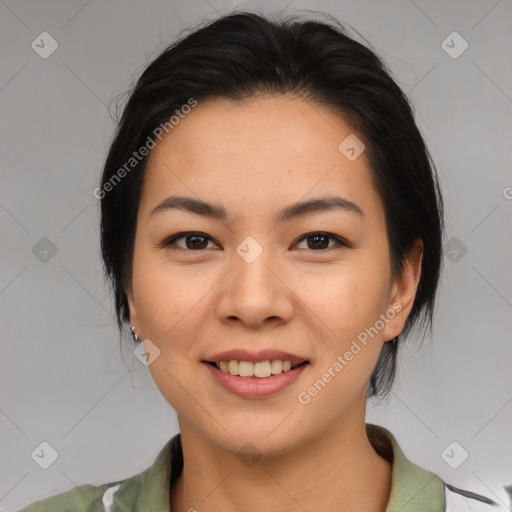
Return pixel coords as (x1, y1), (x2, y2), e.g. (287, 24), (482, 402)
(234, 234), (278, 300)
(217, 234), (293, 325)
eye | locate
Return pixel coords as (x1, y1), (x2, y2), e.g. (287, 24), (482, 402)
(163, 232), (219, 251)
(162, 231), (348, 252)
(294, 232), (347, 251)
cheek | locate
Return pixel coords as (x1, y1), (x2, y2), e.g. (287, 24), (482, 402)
(131, 246), (201, 348)
(297, 262), (390, 404)
(295, 256), (390, 344)
(132, 253), (207, 410)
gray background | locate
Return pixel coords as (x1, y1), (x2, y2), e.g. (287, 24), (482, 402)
(1, 0), (511, 510)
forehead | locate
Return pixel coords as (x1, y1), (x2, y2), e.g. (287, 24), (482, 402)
(139, 95), (383, 222)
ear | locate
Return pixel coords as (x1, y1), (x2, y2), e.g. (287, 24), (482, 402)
(382, 238), (423, 342)
(125, 283), (139, 330)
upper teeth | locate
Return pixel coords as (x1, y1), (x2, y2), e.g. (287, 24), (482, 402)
(216, 360), (296, 378)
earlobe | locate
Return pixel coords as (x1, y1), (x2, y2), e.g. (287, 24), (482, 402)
(126, 292), (142, 341)
(383, 239), (423, 342)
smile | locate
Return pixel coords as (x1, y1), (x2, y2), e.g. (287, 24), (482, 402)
(207, 359), (308, 378)
(202, 360), (310, 398)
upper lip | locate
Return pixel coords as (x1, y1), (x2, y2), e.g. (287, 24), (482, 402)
(203, 349), (309, 367)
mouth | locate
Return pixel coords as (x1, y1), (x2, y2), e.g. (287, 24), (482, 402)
(201, 358), (310, 398)
(201, 359), (310, 379)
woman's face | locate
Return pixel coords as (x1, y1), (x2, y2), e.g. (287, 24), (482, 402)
(127, 95), (420, 454)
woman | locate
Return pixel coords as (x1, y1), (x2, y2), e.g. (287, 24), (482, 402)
(18, 10), (509, 512)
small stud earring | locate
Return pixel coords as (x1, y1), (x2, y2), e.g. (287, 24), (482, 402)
(131, 325), (140, 342)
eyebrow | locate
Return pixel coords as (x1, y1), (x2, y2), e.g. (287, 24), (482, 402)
(149, 194), (364, 223)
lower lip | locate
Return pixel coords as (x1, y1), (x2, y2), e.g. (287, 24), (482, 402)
(202, 362), (309, 398)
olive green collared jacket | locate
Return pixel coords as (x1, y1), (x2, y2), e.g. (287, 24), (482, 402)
(17, 424), (508, 512)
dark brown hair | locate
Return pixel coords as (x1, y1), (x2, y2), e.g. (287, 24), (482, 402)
(98, 10), (444, 400)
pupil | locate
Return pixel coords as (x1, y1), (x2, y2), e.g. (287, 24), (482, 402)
(187, 235), (207, 250)
(310, 234), (328, 249)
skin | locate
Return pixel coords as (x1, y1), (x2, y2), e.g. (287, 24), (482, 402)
(126, 95), (423, 512)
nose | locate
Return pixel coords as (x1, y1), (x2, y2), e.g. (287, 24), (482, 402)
(215, 245), (294, 329)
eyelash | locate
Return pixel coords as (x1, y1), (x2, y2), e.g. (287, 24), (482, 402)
(162, 231), (349, 252)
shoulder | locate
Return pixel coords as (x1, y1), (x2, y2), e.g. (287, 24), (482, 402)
(444, 482), (511, 512)
(16, 434), (179, 512)
(15, 481), (125, 512)
(366, 424), (511, 512)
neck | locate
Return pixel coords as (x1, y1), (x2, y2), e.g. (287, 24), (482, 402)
(170, 419), (392, 512)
